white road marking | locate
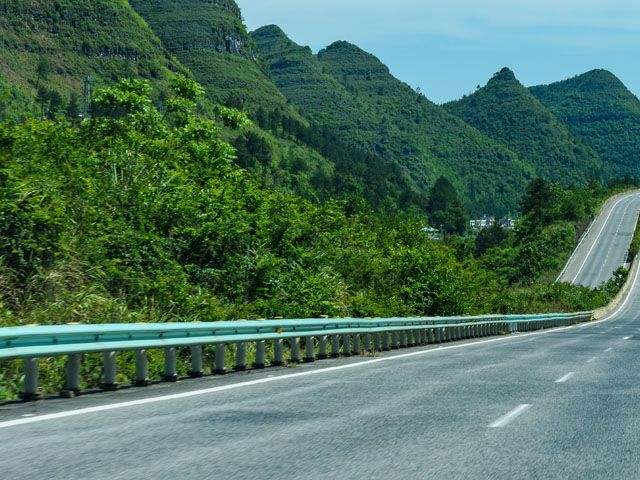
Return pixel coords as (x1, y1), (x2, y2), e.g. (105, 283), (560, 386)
(489, 404), (532, 428)
(1, 279), (638, 431)
(624, 336), (631, 340)
(605, 347), (613, 352)
(586, 357), (597, 363)
(570, 194), (635, 284)
(555, 372), (575, 383)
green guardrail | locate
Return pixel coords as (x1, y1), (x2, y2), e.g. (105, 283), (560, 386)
(0, 312), (593, 400)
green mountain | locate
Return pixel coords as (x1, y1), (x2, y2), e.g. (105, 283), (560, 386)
(252, 26), (534, 215)
(531, 69), (640, 179)
(129, 0), (300, 121)
(0, 0), (186, 119)
(444, 68), (602, 185)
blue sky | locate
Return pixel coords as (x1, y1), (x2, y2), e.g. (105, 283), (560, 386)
(237, 0), (640, 103)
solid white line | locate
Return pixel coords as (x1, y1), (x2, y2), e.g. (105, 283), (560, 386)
(570, 194), (635, 284)
(489, 404), (532, 428)
(555, 372), (575, 383)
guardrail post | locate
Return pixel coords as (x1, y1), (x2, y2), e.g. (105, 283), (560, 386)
(214, 343), (226, 374)
(61, 353), (82, 397)
(163, 347), (178, 382)
(331, 335), (340, 358)
(101, 351), (118, 390)
(135, 349), (149, 386)
(190, 346), (204, 377)
(254, 341), (266, 368)
(382, 331), (390, 350)
(290, 337), (301, 363)
(391, 332), (400, 349)
(235, 342), (247, 371)
(273, 339), (284, 366)
(353, 334), (361, 355)
(374, 332), (382, 351)
(400, 331), (408, 348)
(304, 336), (315, 363)
(318, 336), (328, 359)
(21, 358), (40, 401)
(342, 334), (352, 357)
(363, 333), (372, 352)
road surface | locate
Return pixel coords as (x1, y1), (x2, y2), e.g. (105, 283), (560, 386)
(3, 194), (640, 479)
(558, 190), (640, 287)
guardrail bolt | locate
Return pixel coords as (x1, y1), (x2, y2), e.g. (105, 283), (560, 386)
(304, 336), (315, 363)
(101, 351), (118, 390)
(135, 349), (150, 386)
(214, 343), (227, 374)
(190, 346), (204, 377)
(163, 347), (178, 382)
(61, 353), (82, 398)
(21, 357), (41, 401)
(253, 341), (266, 369)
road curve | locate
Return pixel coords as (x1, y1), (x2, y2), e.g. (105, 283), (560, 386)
(558, 190), (640, 287)
(4, 195), (640, 479)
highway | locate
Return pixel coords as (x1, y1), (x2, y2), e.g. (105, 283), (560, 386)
(558, 190), (640, 287)
(2, 194), (640, 479)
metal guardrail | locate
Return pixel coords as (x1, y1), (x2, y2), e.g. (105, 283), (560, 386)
(0, 312), (593, 400)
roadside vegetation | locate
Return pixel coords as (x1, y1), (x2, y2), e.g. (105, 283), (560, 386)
(0, 77), (635, 399)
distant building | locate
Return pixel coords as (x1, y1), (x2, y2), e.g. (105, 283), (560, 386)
(421, 226), (442, 241)
(469, 215), (496, 231)
(499, 217), (517, 230)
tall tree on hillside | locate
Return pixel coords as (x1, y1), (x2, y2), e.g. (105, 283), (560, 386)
(520, 178), (555, 225)
(427, 176), (468, 235)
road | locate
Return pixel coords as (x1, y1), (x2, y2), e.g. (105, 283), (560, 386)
(558, 190), (640, 287)
(3, 194), (640, 479)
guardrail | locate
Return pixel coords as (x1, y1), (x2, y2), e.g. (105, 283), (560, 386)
(0, 312), (593, 400)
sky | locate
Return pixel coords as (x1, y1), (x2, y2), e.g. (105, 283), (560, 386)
(237, 0), (640, 103)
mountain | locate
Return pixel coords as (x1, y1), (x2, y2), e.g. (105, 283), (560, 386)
(252, 26), (534, 215)
(129, 0), (300, 121)
(531, 69), (640, 179)
(0, 0), (186, 119)
(444, 68), (602, 185)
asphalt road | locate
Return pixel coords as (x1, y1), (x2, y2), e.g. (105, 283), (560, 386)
(558, 190), (640, 287)
(4, 194), (640, 479)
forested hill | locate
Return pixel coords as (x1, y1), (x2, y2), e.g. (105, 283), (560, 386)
(444, 68), (602, 185)
(252, 26), (534, 216)
(531, 69), (640, 179)
(0, 0), (186, 118)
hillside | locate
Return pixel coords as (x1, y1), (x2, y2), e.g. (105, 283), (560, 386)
(531, 69), (640, 179)
(0, 0), (186, 119)
(444, 68), (602, 185)
(252, 27), (534, 215)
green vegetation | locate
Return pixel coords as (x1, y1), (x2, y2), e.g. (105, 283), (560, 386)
(0, 78), (619, 399)
(0, 0), (187, 120)
(252, 27), (534, 215)
(444, 68), (602, 185)
(531, 69), (640, 180)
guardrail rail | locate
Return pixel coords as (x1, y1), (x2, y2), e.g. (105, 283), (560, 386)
(0, 312), (592, 400)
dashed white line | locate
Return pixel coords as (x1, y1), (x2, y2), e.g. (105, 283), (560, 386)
(586, 357), (597, 363)
(489, 404), (532, 428)
(624, 336), (632, 340)
(555, 372), (575, 383)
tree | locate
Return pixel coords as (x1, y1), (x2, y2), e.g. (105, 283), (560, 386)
(66, 92), (80, 120)
(427, 176), (468, 235)
(520, 178), (555, 225)
(475, 223), (508, 256)
(35, 57), (51, 91)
